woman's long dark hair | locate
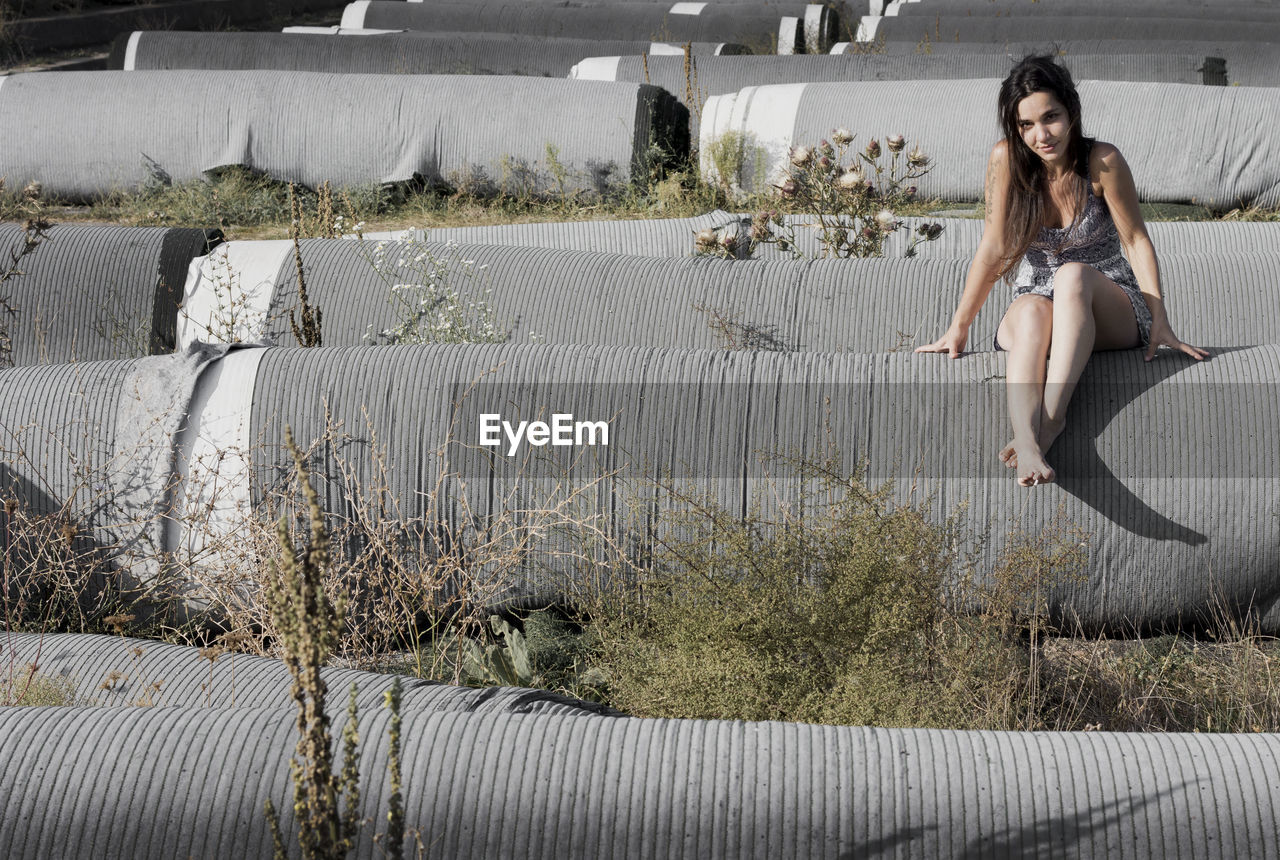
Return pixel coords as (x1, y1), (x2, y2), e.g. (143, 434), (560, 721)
(995, 55), (1094, 280)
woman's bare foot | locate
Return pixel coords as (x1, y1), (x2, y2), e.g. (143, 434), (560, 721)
(1000, 417), (1067, 470)
(1013, 442), (1055, 486)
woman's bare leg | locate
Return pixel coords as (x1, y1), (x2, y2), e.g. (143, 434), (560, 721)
(996, 295), (1054, 485)
(1039, 263), (1141, 458)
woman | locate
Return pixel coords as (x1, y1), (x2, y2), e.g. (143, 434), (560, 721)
(916, 55), (1207, 487)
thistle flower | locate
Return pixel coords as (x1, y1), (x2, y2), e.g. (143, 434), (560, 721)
(923, 222), (944, 240)
(832, 127), (854, 146)
(695, 228), (718, 249)
(875, 208), (897, 231)
(904, 185), (917, 198)
(779, 179), (799, 198)
(819, 139), (834, 156)
(718, 232), (739, 251)
(790, 146), (812, 166)
(861, 226), (876, 239)
(865, 139), (881, 159)
(22, 181), (42, 202)
(818, 155), (832, 169)
(908, 144), (930, 168)
(837, 169), (864, 191)
(886, 134), (906, 153)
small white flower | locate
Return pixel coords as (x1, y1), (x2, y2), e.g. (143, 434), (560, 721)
(790, 145), (812, 166)
(875, 208), (897, 231)
(886, 134), (906, 153)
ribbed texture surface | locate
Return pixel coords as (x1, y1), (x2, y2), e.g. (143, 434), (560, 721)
(353, 0), (829, 50)
(0, 345), (227, 606)
(0, 224), (217, 364)
(1, 705), (1278, 859)
(0, 72), (685, 199)
(245, 343), (1280, 631)
(364, 213), (1280, 260)
(602, 53), (1217, 134)
(873, 14), (1280, 43)
(109, 30), (738, 76)
(704, 79), (1280, 207)
(1, 632), (616, 716)
(240, 240), (1280, 352)
(864, 38), (1280, 87)
(895, 0), (1280, 19)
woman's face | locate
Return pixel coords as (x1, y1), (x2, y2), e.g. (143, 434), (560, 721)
(1016, 91), (1072, 167)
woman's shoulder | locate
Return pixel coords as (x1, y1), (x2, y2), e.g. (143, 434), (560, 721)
(1088, 141), (1126, 177)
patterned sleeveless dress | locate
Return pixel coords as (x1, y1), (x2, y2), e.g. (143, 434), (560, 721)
(995, 180), (1153, 350)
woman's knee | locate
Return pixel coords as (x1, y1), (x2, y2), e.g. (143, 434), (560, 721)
(1003, 297), (1053, 349)
(1051, 262), (1095, 301)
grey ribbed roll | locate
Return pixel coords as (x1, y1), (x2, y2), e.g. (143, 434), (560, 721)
(0, 71), (686, 200)
(243, 343), (1280, 632)
(895, 0), (1280, 19)
(108, 30), (744, 77)
(700, 79), (1280, 207)
(245, 240), (1280, 351)
(0, 223), (218, 365)
(2, 705), (1278, 858)
(359, 213), (1280, 260)
(867, 13), (1280, 43)
(576, 52), (1221, 136)
(859, 38), (1280, 87)
(344, 0), (839, 53)
(0, 632), (616, 716)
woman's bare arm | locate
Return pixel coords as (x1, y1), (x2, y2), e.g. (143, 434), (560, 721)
(1094, 142), (1207, 361)
(917, 140), (1012, 357)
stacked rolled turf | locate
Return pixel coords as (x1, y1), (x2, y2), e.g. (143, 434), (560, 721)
(0, 224), (218, 365)
(0, 632), (617, 715)
(574, 53), (1225, 133)
(0, 72), (686, 200)
(3, 702), (1277, 859)
(2, 343), (1277, 632)
(340, 0), (840, 53)
(109, 30), (746, 76)
(176, 239), (1280, 353)
(698, 78), (1280, 207)
(361, 214), (1280, 260)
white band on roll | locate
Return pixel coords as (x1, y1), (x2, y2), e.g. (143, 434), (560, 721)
(669, 2), (707, 14)
(122, 31), (142, 71)
(283, 26), (405, 35)
(699, 84), (807, 193)
(713, 43), (727, 55)
(777, 16), (799, 54)
(856, 16), (883, 43)
(340, 0), (372, 29)
(171, 346), (266, 584)
(830, 42), (850, 54)
(569, 56), (622, 80)
(648, 43), (685, 55)
(0, 76), (8, 96)
(733, 84), (807, 191)
(177, 240), (292, 350)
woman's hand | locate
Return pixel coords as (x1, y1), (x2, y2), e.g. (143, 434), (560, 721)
(1144, 320), (1208, 362)
(915, 324), (970, 359)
